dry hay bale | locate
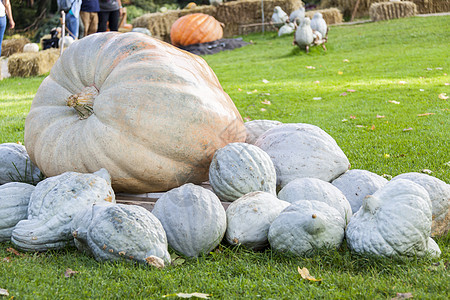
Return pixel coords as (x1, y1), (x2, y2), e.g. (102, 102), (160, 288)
(369, 1), (417, 21)
(1, 38), (31, 57)
(132, 0), (305, 42)
(305, 7), (343, 25)
(410, 0), (450, 14)
(7, 49), (60, 77)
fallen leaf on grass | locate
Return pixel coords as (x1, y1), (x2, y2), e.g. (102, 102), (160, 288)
(6, 248), (22, 256)
(419, 89), (425, 92)
(260, 108), (267, 112)
(347, 89), (356, 92)
(313, 97), (322, 100)
(392, 292), (413, 299)
(314, 80), (320, 84)
(350, 115), (356, 119)
(403, 127), (413, 132)
(421, 169), (433, 175)
(246, 89), (258, 94)
(376, 114), (385, 118)
(262, 79), (269, 84)
(261, 99), (271, 105)
(389, 100), (400, 104)
(398, 81), (407, 85)
(64, 268), (80, 278)
(243, 117), (252, 122)
(2, 257), (11, 263)
(163, 292), (211, 299)
(417, 113), (435, 117)
(338, 71), (343, 75)
(435, 67), (443, 70)
(445, 83), (449, 86)
(438, 93), (448, 100)
(306, 66), (316, 69)
(356, 125), (365, 128)
(426, 68), (433, 71)
(298, 267), (322, 282)
(343, 59), (349, 63)
(0, 288), (9, 296)
(237, 88), (242, 92)
(369, 125), (375, 130)
(342, 119), (348, 122)
(384, 154), (390, 158)
(340, 92), (347, 96)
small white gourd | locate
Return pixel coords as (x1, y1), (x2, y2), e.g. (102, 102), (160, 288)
(268, 200), (345, 256)
(11, 169), (115, 251)
(225, 191), (290, 250)
(0, 143), (43, 185)
(278, 177), (352, 223)
(0, 182), (35, 241)
(23, 43), (39, 53)
(209, 142), (277, 202)
(331, 169), (388, 214)
(244, 120), (282, 145)
(72, 203), (171, 267)
(255, 123), (350, 189)
(390, 172), (449, 237)
(346, 179), (439, 258)
(152, 183), (226, 257)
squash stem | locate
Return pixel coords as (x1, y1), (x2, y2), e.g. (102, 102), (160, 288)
(66, 86), (99, 120)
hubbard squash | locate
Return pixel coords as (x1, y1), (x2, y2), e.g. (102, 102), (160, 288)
(24, 32), (245, 193)
(170, 13), (223, 47)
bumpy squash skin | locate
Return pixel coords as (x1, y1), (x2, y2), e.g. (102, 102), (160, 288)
(170, 13), (223, 47)
(225, 191), (290, 250)
(11, 170), (115, 252)
(209, 142), (277, 202)
(390, 172), (449, 237)
(72, 203), (171, 266)
(152, 183), (226, 257)
(0, 182), (35, 241)
(346, 179), (439, 258)
(244, 120), (282, 145)
(331, 169), (388, 214)
(0, 143), (42, 185)
(255, 123), (350, 189)
(268, 200), (345, 256)
(25, 32), (245, 193)
(278, 177), (352, 223)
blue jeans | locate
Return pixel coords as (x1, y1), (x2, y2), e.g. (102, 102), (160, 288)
(66, 12), (79, 39)
(0, 16), (6, 56)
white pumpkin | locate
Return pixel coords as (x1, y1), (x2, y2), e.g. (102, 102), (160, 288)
(11, 169), (115, 251)
(23, 43), (39, 53)
(331, 169), (388, 214)
(268, 200), (345, 256)
(225, 191), (290, 249)
(244, 120), (282, 145)
(152, 183), (226, 257)
(346, 179), (439, 258)
(390, 172), (449, 237)
(254, 123), (350, 188)
(72, 203), (171, 266)
(209, 142), (277, 202)
(0, 182), (35, 242)
(278, 177), (352, 223)
(0, 143), (42, 185)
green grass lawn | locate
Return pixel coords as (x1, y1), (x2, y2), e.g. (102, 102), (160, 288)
(0, 16), (449, 299)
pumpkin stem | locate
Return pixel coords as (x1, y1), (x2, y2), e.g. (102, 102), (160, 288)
(66, 86), (99, 120)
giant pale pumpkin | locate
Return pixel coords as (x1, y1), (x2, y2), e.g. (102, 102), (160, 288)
(170, 13), (223, 47)
(24, 32), (245, 193)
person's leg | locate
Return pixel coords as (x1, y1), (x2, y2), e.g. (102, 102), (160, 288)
(66, 13), (79, 39)
(0, 16), (6, 55)
(89, 12), (98, 35)
(108, 10), (120, 31)
(97, 11), (109, 32)
(80, 11), (90, 37)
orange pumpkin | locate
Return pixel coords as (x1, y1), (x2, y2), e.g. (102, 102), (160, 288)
(170, 13), (223, 47)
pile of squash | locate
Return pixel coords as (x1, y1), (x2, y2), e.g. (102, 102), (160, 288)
(0, 32), (448, 268)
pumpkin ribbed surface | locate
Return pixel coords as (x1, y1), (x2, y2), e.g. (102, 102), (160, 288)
(170, 13), (223, 47)
(24, 32), (245, 193)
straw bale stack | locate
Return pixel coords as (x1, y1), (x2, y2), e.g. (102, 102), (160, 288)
(7, 49), (60, 77)
(132, 0), (305, 42)
(305, 8), (343, 25)
(1, 38), (31, 57)
(321, 0), (449, 19)
(369, 1), (417, 21)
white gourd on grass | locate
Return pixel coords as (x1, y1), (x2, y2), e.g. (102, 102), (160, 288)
(72, 203), (171, 267)
(294, 17), (314, 49)
(209, 142), (277, 202)
(225, 191), (290, 250)
(11, 169), (115, 252)
(152, 183), (226, 257)
(390, 172), (449, 237)
(244, 120), (282, 145)
(289, 7), (305, 23)
(331, 169), (388, 214)
(278, 177), (352, 223)
(310, 12), (327, 38)
(0, 182), (35, 242)
(0, 143), (43, 185)
(271, 6), (289, 28)
(346, 179), (440, 258)
(268, 200), (345, 256)
(254, 123), (350, 189)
